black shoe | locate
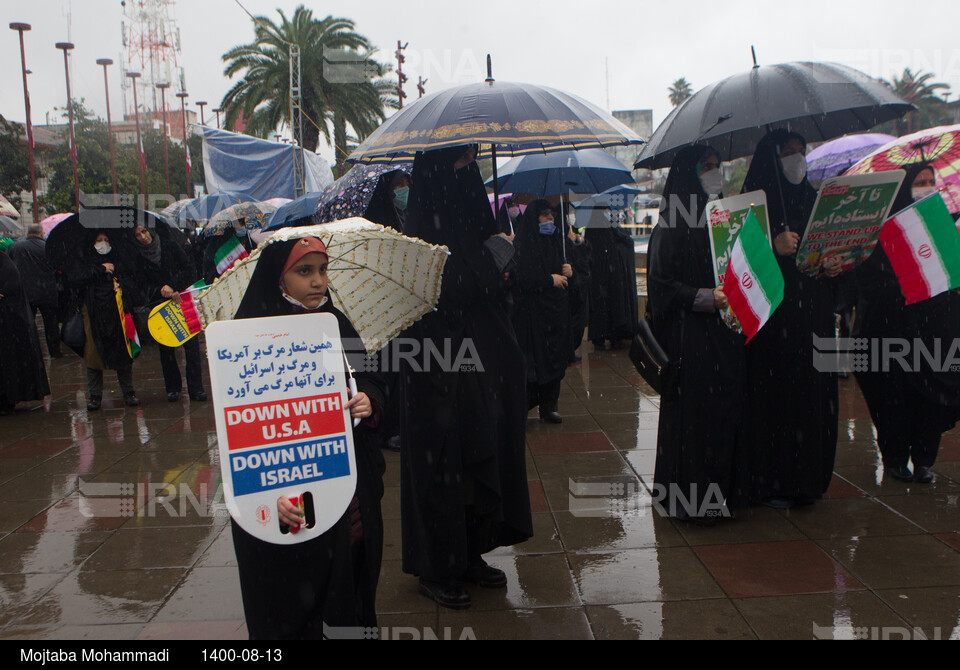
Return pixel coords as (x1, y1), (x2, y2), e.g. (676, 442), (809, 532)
(418, 579), (471, 610)
(463, 559), (507, 589)
(762, 497), (795, 510)
(167, 391), (181, 403)
(886, 465), (914, 482)
(124, 392), (141, 407)
(540, 410), (562, 424)
(385, 435), (401, 452)
(87, 395), (102, 412)
(914, 466), (934, 484)
(189, 391), (208, 402)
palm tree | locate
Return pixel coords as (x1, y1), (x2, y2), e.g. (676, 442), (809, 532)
(668, 78), (693, 107)
(883, 68), (951, 135)
(221, 6), (397, 174)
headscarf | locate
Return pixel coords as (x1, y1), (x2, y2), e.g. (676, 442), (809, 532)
(404, 145), (496, 253)
(658, 144), (718, 231)
(742, 129), (816, 235)
(133, 228), (162, 266)
(234, 240), (305, 319)
(890, 162), (935, 215)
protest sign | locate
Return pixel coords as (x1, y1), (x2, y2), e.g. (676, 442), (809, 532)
(206, 313), (356, 544)
(796, 171), (905, 276)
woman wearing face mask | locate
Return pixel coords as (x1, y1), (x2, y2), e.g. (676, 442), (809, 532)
(361, 170), (411, 234)
(230, 236), (387, 638)
(66, 230), (141, 411)
(741, 129), (842, 509)
(400, 145), (532, 610)
(512, 199), (573, 423)
(648, 145), (747, 524)
(853, 164), (960, 484)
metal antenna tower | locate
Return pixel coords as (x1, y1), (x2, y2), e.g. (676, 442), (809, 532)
(120, 0), (184, 117)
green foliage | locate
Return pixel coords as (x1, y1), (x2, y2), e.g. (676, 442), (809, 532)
(0, 115), (33, 210)
(881, 68), (952, 136)
(39, 99), (208, 214)
(668, 78), (694, 107)
(221, 6), (398, 174)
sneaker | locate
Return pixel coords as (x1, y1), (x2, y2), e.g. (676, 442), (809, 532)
(86, 395), (102, 412)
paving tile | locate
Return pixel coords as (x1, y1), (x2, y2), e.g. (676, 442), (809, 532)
(151, 566), (243, 623)
(137, 620), (246, 641)
(437, 606), (593, 640)
(782, 498), (924, 540)
(17, 568), (186, 626)
(82, 526), (219, 571)
(694, 540), (865, 598)
(819, 535), (960, 590)
(526, 431), (614, 456)
(587, 600), (757, 640)
(488, 513), (563, 556)
(874, 587), (960, 637)
(734, 591), (912, 640)
(877, 494), (960, 534)
(0, 531), (111, 575)
(553, 506), (686, 553)
(463, 553), (581, 611)
(569, 547), (725, 605)
(0, 573), (65, 628)
(673, 506), (808, 546)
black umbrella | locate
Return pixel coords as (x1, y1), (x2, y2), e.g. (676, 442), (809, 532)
(634, 60), (914, 169)
(46, 207), (173, 273)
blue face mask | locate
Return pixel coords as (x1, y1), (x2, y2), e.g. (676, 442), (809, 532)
(393, 186), (410, 211)
(539, 221), (556, 235)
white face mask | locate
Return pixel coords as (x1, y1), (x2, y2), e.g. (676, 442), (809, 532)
(781, 153), (807, 185)
(912, 186), (937, 202)
(699, 168), (724, 198)
(95, 241), (112, 255)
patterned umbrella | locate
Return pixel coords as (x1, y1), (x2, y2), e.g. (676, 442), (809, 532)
(314, 163), (411, 224)
(40, 212), (73, 236)
(348, 79), (644, 164)
(806, 133), (896, 182)
(159, 198), (192, 221)
(195, 219), (449, 353)
(0, 194), (19, 218)
(203, 202), (278, 238)
(846, 124), (960, 214)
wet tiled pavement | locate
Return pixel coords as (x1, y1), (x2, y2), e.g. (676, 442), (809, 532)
(1, 336), (959, 640)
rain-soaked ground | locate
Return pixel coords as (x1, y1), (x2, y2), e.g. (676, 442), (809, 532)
(1, 335), (959, 641)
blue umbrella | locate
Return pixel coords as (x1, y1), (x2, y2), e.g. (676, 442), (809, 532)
(485, 149), (634, 196)
(264, 192), (328, 231)
(573, 184), (650, 228)
(176, 191), (255, 227)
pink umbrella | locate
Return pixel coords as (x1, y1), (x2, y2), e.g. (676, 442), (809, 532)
(487, 192), (526, 215)
(40, 213), (72, 236)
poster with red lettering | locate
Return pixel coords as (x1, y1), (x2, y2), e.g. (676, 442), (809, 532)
(206, 313), (357, 544)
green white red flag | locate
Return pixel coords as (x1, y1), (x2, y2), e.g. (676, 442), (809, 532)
(215, 236), (248, 275)
(879, 192), (960, 305)
(722, 210), (784, 343)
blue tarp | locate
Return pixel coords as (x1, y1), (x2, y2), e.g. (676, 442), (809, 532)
(201, 126), (334, 201)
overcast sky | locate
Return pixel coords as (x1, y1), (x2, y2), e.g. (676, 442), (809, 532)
(3, 0), (959, 163)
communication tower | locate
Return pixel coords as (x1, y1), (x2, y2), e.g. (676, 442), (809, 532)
(119, 0), (185, 118)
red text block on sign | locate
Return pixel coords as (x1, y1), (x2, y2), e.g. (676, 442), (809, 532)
(224, 393), (346, 451)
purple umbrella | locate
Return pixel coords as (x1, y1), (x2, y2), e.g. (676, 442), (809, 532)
(806, 133), (896, 182)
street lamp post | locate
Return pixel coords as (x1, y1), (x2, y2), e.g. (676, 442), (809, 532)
(127, 71), (145, 208)
(55, 41), (79, 212)
(10, 23), (39, 223)
(196, 101), (207, 126)
(96, 58), (118, 204)
(176, 91), (191, 194)
(212, 108), (221, 129)
(157, 82), (171, 197)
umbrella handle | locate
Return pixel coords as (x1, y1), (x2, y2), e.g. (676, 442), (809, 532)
(343, 350), (361, 428)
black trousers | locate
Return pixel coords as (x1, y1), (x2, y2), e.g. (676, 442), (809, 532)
(158, 336), (204, 395)
(31, 302), (61, 357)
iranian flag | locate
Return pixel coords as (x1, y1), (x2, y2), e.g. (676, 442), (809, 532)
(215, 236), (248, 275)
(879, 193), (960, 305)
(179, 280), (205, 335)
(722, 210), (784, 343)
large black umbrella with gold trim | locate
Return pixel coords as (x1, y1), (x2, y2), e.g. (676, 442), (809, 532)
(348, 60), (644, 165)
